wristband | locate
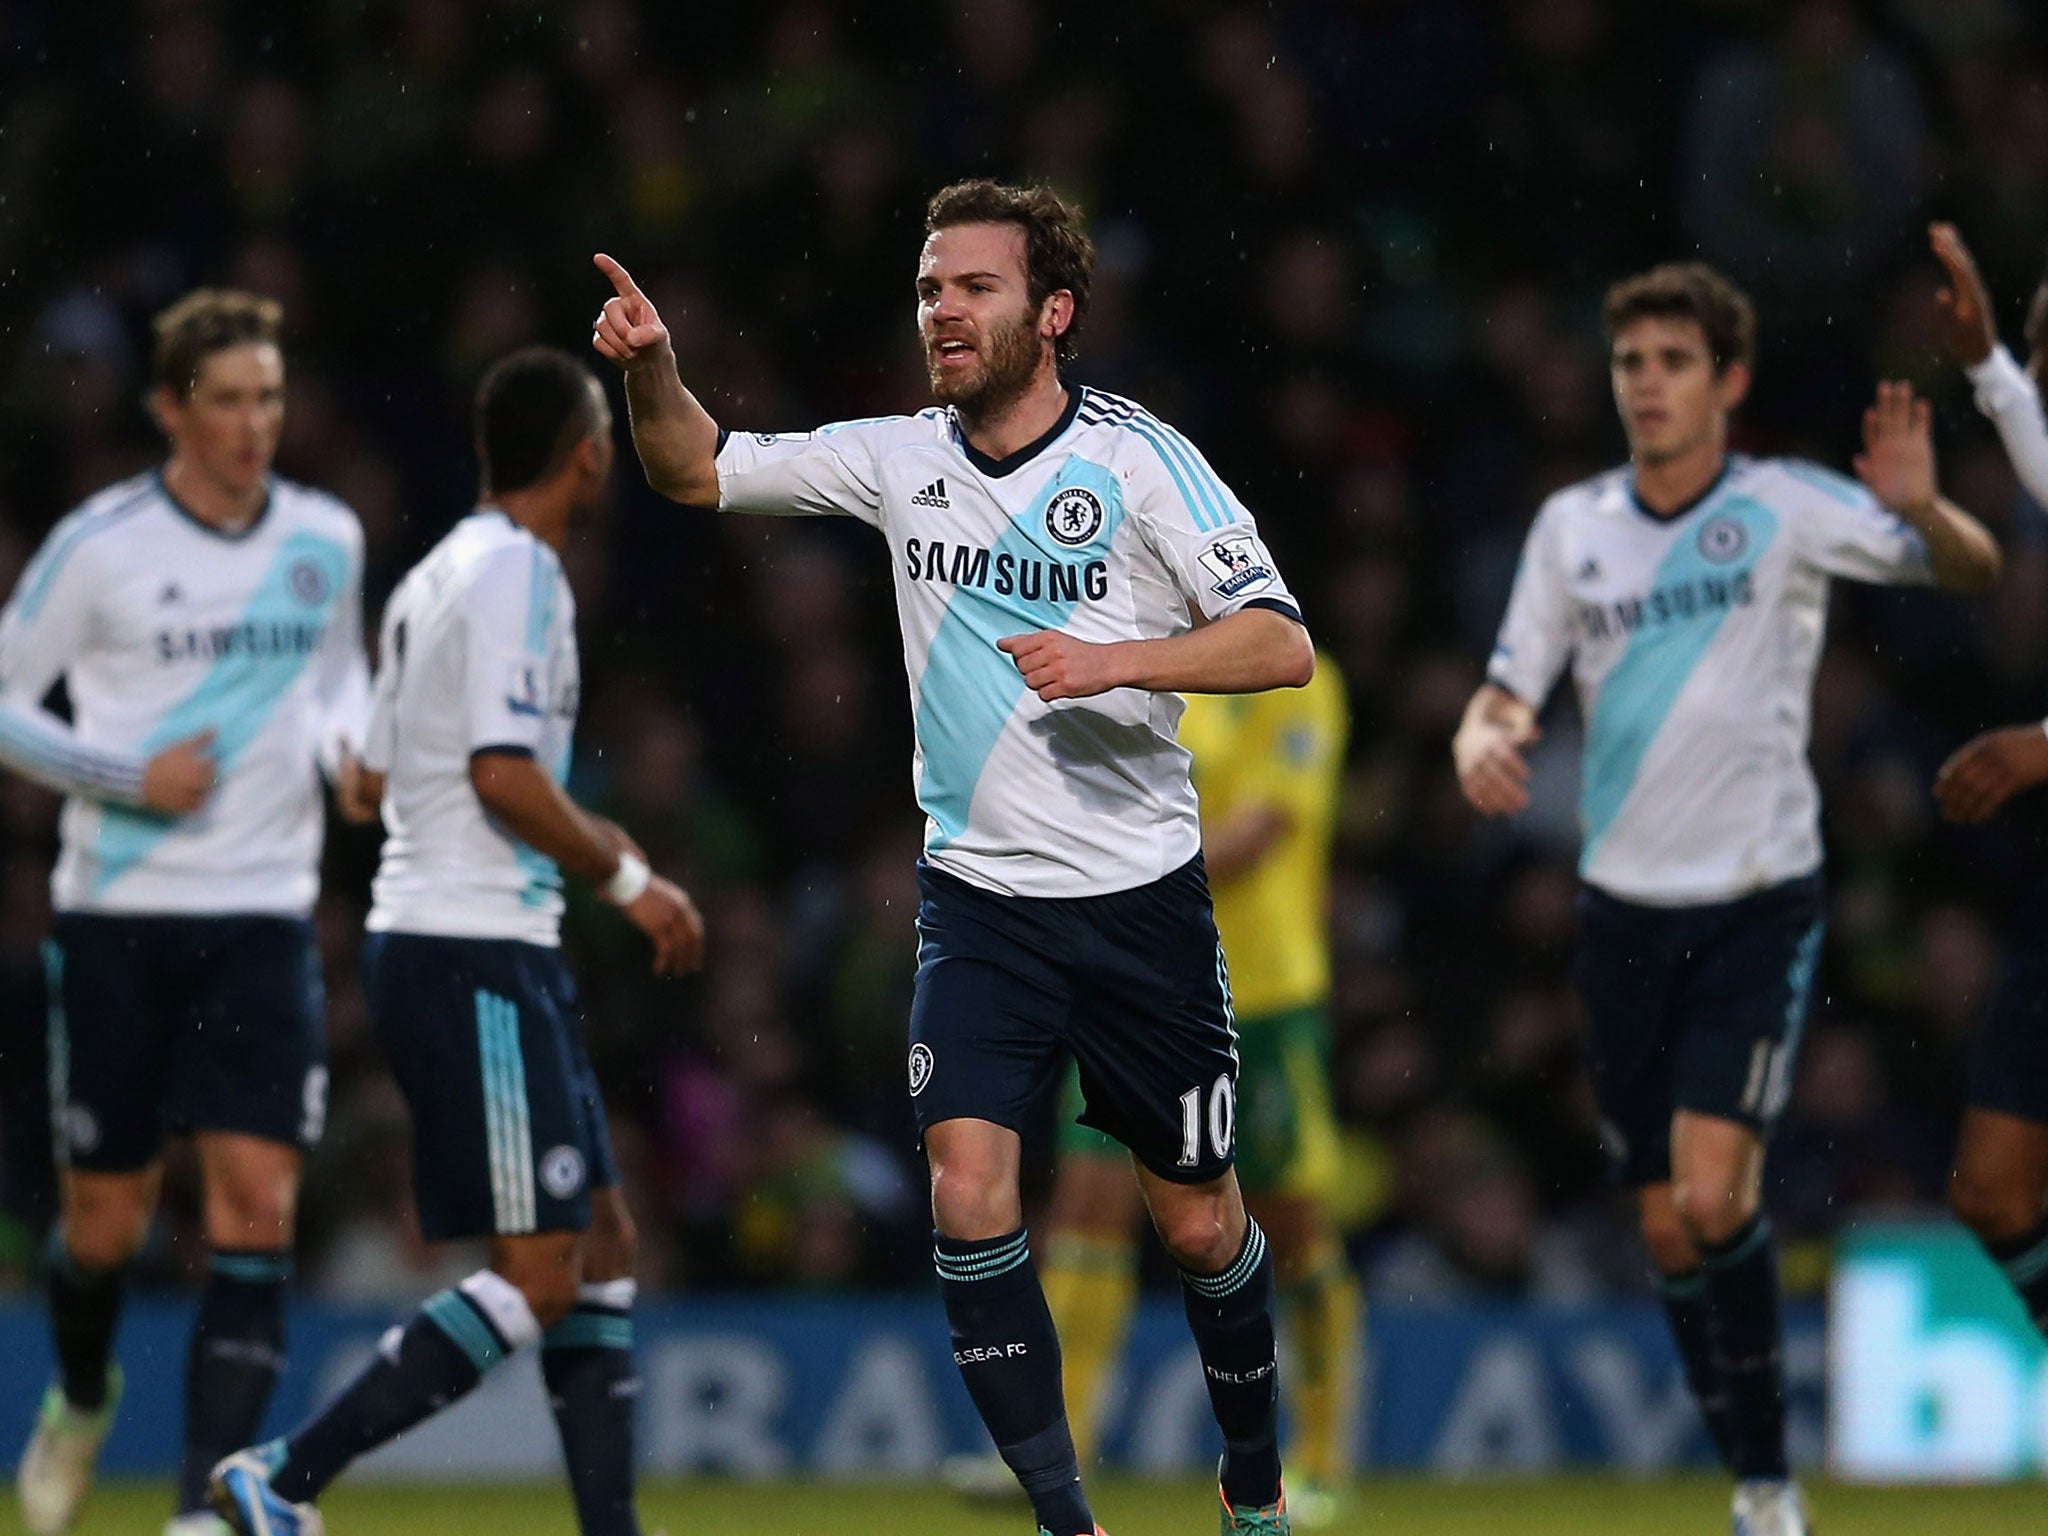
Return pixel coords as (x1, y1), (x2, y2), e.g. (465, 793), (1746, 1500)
(604, 851), (652, 905)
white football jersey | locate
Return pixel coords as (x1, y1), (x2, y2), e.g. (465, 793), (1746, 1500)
(364, 510), (579, 946)
(715, 387), (1302, 897)
(1967, 345), (2048, 511)
(0, 472), (368, 915)
(1489, 456), (1933, 906)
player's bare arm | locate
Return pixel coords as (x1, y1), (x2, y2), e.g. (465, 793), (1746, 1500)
(470, 748), (705, 975)
(1935, 723), (2048, 824)
(999, 608), (1313, 703)
(589, 253), (722, 506)
(1453, 682), (1540, 818)
(1852, 379), (2002, 592)
(1930, 223), (1997, 369)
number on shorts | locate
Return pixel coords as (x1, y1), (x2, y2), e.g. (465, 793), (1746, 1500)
(1178, 1074), (1236, 1167)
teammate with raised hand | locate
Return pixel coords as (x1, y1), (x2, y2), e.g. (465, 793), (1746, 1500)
(595, 181), (1312, 1536)
(211, 347), (702, 1536)
(4, 288), (371, 1536)
(1925, 221), (2048, 1346)
(1457, 262), (1999, 1536)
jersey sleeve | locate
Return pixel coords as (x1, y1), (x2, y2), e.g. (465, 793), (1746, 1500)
(313, 521), (371, 780)
(462, 542), (561, 758)
(1125, 425), (1302, 625)
(0, 516), (147, 803)
(1487, 502), (1575, 708)
(713, 420), (890, 526)
(1967, 345), (2048, 510)
(1778, 460), (1935, 586)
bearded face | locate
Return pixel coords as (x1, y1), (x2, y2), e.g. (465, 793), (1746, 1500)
(915, 222), (1057, 421)
(924, 299), (1042, 415)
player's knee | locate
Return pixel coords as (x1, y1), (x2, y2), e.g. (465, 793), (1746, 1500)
(209, 1186), (296, 1248)
(1637, 1203), (1700, 1274)
(510, 1268), (579, 1329)
(929, 1160), (1020, 1240)
(1949, 1168), (2039, 1244)
(1670, 1177), (1757, 1248)
(1153, 1202), (1237, 1273)
(61, 1218), (145, 1274)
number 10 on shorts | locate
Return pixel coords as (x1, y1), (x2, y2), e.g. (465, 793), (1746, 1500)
(1179, 1074), (1236, 1166)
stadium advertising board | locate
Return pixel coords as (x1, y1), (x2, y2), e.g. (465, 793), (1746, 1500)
(1832, 1221), (2048, 1480)
(0, 1296), (1820, 1477)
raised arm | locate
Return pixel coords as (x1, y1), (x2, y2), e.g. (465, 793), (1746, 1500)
(590, 253), (722, 506)
(1930, 222), (2048, 511)
(1853, 380), (2002, 593)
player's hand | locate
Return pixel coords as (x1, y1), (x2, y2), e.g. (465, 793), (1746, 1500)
(997, 630), (1128, 701)
(140, 729), (217, 815)
(334, 748), (382, 825)
(1853, 380), (1938, 518)
(1935, 724), (2048, 823)
(1453, 717), (1539, 817)
(1930, 223), (1997, 369)
(591, 254), (672, 373)
(623, 874), (706, 977)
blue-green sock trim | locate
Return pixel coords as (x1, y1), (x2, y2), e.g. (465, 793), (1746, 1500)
(934, 1230), (1030, 1283)
(421, 1289), (505, 1373)
(212, 1250), (293, 1284)
(1657, 1267), (1709, 1301)
(1184, 1219), (1267, 1299)
(1702, 1216), (1771, 1271)
(2003, 1232), (2048, 1288)
(543, 1310), (635, 1352)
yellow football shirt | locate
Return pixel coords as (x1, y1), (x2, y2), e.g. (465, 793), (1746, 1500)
(1178, 653), (1348, 1017)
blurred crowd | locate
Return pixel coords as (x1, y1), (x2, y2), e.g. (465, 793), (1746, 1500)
(1, 0), (2047, 1304)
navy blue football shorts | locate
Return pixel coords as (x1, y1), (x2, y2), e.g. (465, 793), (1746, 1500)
(363, 931), (617, 1242)
(1575, 871), (1825, 1187)
(43, 912), (326, 1171)
(908, 854), (1242, 1185)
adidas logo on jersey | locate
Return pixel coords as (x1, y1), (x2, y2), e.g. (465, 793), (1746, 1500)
(910, 478), (950, 508)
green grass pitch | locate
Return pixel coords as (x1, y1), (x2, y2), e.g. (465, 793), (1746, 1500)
(42, 1476), (2044, 1536)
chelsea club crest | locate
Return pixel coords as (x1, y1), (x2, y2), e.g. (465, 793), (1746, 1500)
(1045, 488), (1104, 547)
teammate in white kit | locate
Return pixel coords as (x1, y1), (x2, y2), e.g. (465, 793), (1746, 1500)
(212, 347), (703, 1536)
(2, 289), (372, 1536)
(1921, 223), (2048, 1346)
(593, 180), (1313, 1536)
(1455, 262), (2000, 1536)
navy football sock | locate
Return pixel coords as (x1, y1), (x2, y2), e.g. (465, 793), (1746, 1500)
(1701, 1215), (1788, 1482)
(935, 1229), (1094, 1536)
(1179, 1218), (1282, 1510)
(47, 1230), (125, 1413)
(273, 1272), (539, 1503)
(1657, 1267), (1737, 1472)
(176, 1248), (290, 1514)
(543, 1280), (643, 1536)
(1983, 1219), (2048, 1335)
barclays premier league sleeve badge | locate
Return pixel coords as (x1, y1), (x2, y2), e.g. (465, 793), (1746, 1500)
(1197, 532), (1278, 599)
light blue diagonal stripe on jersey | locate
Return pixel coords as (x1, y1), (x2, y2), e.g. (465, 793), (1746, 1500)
(913, 454), (1126, 849)
(1134, 414), (1237, 530)
(525, 544), (556, 656)
(90, 530), (350, 895)
(1126, 417), (1223, 531)
(1579, 495), (1778, 868)
(1777, 459), (1867, 507)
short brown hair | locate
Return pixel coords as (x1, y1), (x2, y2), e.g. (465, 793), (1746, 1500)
(926, 179), (1095, 371)
(152, 288), (283, 399)
(1601, 262), (1755, 373)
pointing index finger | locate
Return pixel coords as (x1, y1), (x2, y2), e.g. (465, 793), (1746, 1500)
(593, 252), (641, 301)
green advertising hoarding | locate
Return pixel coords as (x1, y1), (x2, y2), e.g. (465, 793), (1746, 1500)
(1831, 1221), (2048, 1480)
